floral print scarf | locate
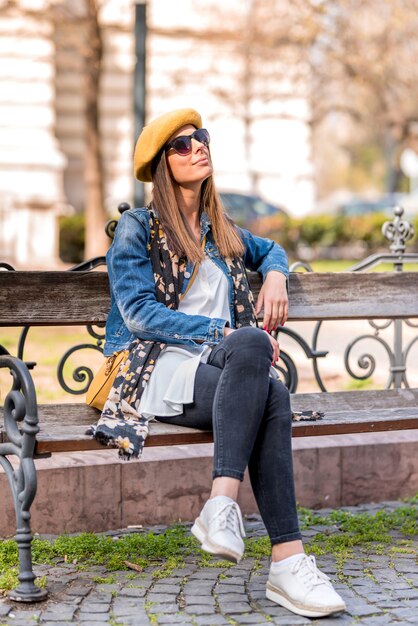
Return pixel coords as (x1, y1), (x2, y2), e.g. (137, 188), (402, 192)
(90, 209), (257, 459)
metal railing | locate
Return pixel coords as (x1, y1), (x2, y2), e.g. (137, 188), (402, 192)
(273, 206), (417, 391)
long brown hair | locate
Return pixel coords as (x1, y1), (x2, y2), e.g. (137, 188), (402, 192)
(151, 151), (244, 263)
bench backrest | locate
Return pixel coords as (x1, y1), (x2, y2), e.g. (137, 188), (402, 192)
(1, 270), (418, 326)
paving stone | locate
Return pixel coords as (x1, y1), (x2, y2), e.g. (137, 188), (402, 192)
(184, 578), (214, 586)
(95, 583), (120, 593)
(77, 622), (111, 626)
(0, 603), (12, 618)
(112, 618), (151, 626)
(39, 622), (75, 626)
(157, 615), (194, 624)
(166, 567), (196, 577)
(228, 613), (272, 624)
(217, 576), (245, 585)
(347, 603), (384, 617)
(117, 587), (147, 598)
(215, 592), (247, 603)
(65, 585), (92, 597)
(151, 584), (180, 593)
(184, 595), (215, 606)
(183, 603), (218, 615)
(86, 592), (113, 603)
(146, 602), (179, 614)
(188, 569), (224, 579)
(40, 614), (76, 622)
(271, 616), (311, 625)
(356, 614), (394, 625)
(217, 601), (252, 613)
(218, 582), (245, 591)
(78, 614), (110, 622)
(145, 592), (177, 603)
(5, 609), (42, 620)
(390, 607), (418, 619)
(81, 598), (110, 613)
(4, 622), (43, 626)
(193, 615), (230, 625)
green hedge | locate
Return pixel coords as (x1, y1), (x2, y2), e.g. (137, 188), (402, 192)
(251, 212), (418, 255)
(59, 215), (85, 264)
(59, 212), (418, 264)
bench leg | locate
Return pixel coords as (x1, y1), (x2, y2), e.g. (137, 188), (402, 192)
(0, 356), (48, 602)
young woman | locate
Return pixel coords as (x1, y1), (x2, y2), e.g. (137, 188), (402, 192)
(94, 108), (346, 619)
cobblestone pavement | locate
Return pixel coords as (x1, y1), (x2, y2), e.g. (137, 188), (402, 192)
(0, 501), (417, 626)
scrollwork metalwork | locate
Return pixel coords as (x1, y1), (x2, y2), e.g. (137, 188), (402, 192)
(105, 201), (131, 241)
(0, 262), (15, 271)
(272, 325), (328, 393)
(343, 332), (395, 388)
(288, 204), (418, 392)
(405, 319), (418, 328)
(403, 335), (418, 388)
(86, 322), (106, 342)
(57, 343), (104, 395)
(69, 256), (106, 272)
(273, 350), (299, 393)
(0, 355), (48, 601)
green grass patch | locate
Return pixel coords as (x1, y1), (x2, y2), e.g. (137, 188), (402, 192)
(1, 503), (416, 593)
(344, 377), (375, 391)
(298, 504), (417, 576)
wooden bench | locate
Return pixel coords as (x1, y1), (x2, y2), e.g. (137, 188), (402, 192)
(1, 269), (418, 602)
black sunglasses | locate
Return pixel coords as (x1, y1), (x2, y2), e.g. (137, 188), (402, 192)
(165, 128), (210, 156)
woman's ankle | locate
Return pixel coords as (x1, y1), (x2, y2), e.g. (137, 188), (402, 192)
(271, 539), (304, 562)
(210, 476), (240, 501)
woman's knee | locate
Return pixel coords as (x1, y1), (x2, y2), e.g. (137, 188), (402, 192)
(226, 326), (272, 355)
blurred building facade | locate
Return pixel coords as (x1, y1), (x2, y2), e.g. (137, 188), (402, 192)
(0, 0), (314, 267)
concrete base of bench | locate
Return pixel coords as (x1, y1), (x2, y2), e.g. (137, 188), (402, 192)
(1, 430), (418, 537)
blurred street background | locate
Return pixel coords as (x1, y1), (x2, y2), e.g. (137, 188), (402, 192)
(1, 0), (418, 268)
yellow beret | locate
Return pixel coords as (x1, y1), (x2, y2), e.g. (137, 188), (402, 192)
(134, 108), (202, 182)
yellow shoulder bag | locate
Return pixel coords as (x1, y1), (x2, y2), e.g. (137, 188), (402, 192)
(86, 350), (128, 411)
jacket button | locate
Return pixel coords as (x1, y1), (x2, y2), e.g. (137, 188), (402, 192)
(174, 334), (180, 339)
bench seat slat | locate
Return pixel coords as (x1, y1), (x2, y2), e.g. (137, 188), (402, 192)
(2, 271), (418, 326)
(1, 389), (417, 455)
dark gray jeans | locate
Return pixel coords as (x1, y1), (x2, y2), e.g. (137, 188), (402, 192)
(156, 326), (301, 546)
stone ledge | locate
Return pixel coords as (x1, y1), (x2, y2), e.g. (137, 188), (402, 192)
(1, 430), (418, 536)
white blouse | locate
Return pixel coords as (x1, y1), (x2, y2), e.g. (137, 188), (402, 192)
(138, 257), (231, 418)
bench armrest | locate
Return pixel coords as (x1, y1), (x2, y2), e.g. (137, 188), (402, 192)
(0, 354), (39, 456)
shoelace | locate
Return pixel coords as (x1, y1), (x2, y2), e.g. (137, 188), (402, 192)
(211, 502), (245, 538)
(291, 555), (331, 590)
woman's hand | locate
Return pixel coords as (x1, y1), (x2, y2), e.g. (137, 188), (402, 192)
(255, 271), (288, 331)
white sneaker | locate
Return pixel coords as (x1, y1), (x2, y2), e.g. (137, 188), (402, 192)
(266, 553), (346, 618)
(191, 496), (245, 563)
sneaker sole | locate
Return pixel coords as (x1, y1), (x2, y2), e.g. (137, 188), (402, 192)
(266, 581), (346, 618)
(191, 517), (243, 564)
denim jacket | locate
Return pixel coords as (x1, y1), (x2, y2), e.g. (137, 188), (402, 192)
(104, 207), (288, 356)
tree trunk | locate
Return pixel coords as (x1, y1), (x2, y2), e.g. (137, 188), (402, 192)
(83, 0), (109, 259)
